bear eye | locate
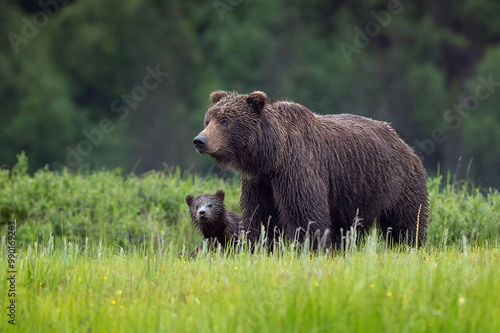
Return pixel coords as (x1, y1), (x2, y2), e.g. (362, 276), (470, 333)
(204, 120), (209, 127)
(220, 118), (228, 126)
(207, 204), (213, 208)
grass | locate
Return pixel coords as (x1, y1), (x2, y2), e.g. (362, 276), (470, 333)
(1, 153), (500, 332)
(1, 235), (499, 332)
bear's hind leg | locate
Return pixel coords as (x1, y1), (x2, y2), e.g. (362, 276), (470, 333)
(378, 199), (428, 247)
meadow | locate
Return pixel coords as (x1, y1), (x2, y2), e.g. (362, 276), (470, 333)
(1, 154), (500, 332)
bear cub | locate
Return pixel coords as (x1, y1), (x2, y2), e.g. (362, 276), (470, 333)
(185, 189), (244, 248)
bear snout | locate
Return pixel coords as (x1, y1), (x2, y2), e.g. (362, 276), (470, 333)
(197, 206), (210, 220)
(193, 136), (208, 151)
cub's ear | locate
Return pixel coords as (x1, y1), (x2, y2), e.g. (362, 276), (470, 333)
(246, 91), (267, 112)
(185, 195), (194, 206)
(215, 189), (225, 201)
(210, 91), (228, 105)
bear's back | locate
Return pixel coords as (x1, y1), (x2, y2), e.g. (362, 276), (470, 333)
(317, 113), (415, 211)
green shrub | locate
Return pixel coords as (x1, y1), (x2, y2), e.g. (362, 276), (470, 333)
(1, 154), (499, 247)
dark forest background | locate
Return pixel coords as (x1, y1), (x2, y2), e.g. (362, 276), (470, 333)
(1, 0), (500, 187)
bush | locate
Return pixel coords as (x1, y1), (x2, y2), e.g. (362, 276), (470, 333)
(1, 154), (499, 247)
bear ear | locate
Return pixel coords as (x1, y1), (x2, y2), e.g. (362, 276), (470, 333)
(215, 189), (225, 201)
(210, 91), (228, 105)
(185, 195), (194, 206)
(246, 91), (267, 112)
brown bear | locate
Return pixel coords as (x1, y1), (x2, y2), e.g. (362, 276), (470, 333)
(185, 189), (244, 248)
(192, 91), (429, 248)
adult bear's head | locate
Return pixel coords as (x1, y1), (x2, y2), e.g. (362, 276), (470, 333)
(193, 91), (267, 171)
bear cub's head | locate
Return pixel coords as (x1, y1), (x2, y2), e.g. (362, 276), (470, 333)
(185, 189), (227, 234)
(192, 91), (267, 167)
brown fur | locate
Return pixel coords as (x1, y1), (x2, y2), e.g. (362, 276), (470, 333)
(185, 189), (243, 247)
(194, 91), (429, 248)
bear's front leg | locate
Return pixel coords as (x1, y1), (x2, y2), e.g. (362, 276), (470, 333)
(240, 176), (280, 246)
(271, 173), (332, 249)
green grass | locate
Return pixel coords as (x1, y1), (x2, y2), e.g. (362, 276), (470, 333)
(1, 236), (499, 332)
(1, 153), (500, 332)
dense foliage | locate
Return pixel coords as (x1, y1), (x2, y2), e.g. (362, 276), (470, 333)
(1, 1), (500, 186)
(1, 154), (499, 247)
